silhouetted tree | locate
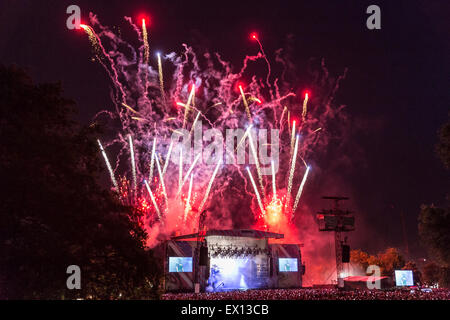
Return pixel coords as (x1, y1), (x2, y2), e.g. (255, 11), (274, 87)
(422, 262), (441, 286)
(350, 249), (370, 271)
(350, 248), (404, 277)
(377, 248), (405, 277)
(0, 65), (161, 299)
(402, 261), (421, 285)
(418, 206), (450, 267)
(416, 116), (450, 287)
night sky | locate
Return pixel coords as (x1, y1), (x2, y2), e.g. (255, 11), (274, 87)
(1, 0), (448, 258)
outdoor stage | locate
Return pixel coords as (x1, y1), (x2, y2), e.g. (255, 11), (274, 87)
(163, 229), (305, 292)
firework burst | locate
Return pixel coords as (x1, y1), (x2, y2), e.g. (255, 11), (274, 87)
(80, 13), (347, 244)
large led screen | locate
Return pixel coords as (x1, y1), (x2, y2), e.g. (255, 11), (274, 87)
(169, 257), (193, 272)
(278, 258), (298, 272)
(395, 270), (414, 286)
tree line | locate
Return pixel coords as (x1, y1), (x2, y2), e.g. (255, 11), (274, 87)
(351, 116), (450, 287)
(0, 65), (162, 299)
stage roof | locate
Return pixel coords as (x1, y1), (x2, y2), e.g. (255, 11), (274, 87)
(344, 276), (389, 282)
(171, 229), (284, 240)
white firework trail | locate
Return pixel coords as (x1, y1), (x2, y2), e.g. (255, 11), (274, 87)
(144, 180), (163, 224)
(128, 135), (137, 193)
(97, 139), (119, 191)
(149, 137), (156, 182)
(198, 159), (222, 213)
(239, 85), (252, 122)
(189, 111), (201, 137)
(178, 148), (183, 190)
(247, 131), (265, 199)
(184, 173), (194, 223)
(246, 167), (265, 215)
(286, 134), (300, 208)
(271, 159), (277, 198)
(178, 153), (201, 194)
(290, 120), (296, 155)
(162, 140), (173, 176)
(157, 52), (166, 103)
(235, 125), (252, 151)
(155, 152), (169, 210)
(292, 165), (311, 217)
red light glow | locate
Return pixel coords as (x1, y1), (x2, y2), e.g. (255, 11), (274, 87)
(138, 14), (150, 26)
(291, 118), (298, 127)
(303, 90), (310, 99)
(234, 81), (246, 93)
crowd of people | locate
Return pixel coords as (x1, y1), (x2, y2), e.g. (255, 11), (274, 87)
(163, 288), (450, 300)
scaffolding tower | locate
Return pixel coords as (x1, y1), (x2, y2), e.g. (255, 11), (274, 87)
(194, 209), (208, 293)
(317, 196), (355, 287)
